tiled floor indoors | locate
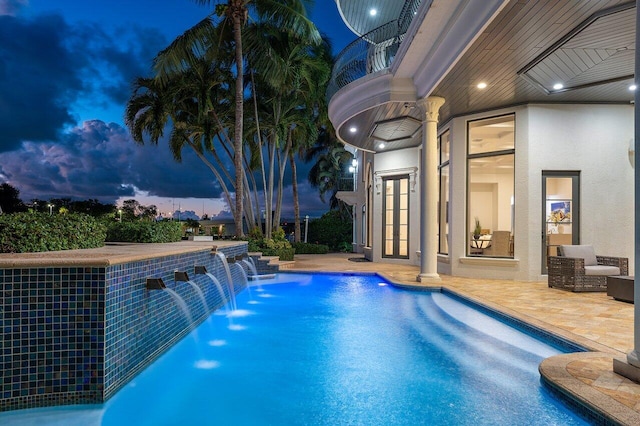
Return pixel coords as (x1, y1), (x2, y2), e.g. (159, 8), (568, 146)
(288, 253), (640, 425)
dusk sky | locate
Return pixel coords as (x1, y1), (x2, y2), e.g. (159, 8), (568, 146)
(0, 0), (354, 219)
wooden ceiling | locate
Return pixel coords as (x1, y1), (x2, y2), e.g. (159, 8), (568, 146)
(336, 0), (636, 152)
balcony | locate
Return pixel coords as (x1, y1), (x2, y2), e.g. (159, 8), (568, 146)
(327, 0), (423, 100)
(337, 175), (356, 192)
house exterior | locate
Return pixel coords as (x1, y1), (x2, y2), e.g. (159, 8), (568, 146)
(329, 0), (636, 283)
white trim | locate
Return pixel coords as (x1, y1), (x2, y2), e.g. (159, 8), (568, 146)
(374, 167), (418, 194)
(458, 257), (519, 267)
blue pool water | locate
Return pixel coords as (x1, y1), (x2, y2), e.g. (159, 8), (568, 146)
(1, 273), (588, 425)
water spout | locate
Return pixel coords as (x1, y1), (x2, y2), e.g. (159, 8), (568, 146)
(214, 252), (237, 311)
(174, 271), (190, 282)
(242, 259), (257, 277)
(146, 278), (166, 290)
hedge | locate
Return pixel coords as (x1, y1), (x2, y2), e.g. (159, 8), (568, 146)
(105, 221), (183, 243)
(291, 242), (329, 254)
(0, 212), (106, 253)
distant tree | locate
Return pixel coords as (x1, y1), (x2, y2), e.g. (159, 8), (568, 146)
(70, 199), (116, 217)
(0, 183), (26, 213)
(121, 199), (158, 221)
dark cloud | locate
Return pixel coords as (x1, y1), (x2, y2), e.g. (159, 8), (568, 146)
(0, 14), (82, 151)
(0, 120), (226, 203)
(0, 13), (168, 152)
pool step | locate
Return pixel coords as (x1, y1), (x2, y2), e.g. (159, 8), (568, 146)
(247, 253), (294, 274)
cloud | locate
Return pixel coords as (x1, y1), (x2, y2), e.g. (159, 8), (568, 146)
(0, 120), (226, 203)
(0, 0), (27, 16)
(0, 12), (169, 153)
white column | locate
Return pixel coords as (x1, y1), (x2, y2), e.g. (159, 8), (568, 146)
(626, 0), (640, 369)
(417, 96), (445, 283)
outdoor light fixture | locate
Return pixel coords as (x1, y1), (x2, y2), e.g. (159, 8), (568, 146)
(349, 166), (355, 173)
(352, 158), (358, 168)
(378, 142), (386, 149)
(552, 83), (563, 90)
(477, 82), (487, 89)
(349, 126), (357, 133)
(369, 8), (377, 16)
(629, 84), (637, 91)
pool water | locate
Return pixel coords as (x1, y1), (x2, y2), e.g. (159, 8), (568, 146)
(1, 273), (588, 425)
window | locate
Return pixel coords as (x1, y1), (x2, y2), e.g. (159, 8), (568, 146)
(467, 114), (515, 257)
(438, 130), (450, 254)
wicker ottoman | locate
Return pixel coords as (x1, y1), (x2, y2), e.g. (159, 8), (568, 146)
(606, 275), (635, 303)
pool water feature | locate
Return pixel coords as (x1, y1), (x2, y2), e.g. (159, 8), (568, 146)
(0, 273), (589, 425)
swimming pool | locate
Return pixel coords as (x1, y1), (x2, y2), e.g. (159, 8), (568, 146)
(0, 273), (588, 425)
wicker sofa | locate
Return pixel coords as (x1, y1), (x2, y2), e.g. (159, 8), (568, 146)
(548, 244), (628, 292)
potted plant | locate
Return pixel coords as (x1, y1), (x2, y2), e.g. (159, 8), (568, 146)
(473, 217), (482, 239)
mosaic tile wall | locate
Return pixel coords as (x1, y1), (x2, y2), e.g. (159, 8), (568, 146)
(0, 243), (248, 412)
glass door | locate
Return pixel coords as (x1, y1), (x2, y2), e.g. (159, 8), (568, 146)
(541, 171), (580, 274)
(382, 176), (409, 259)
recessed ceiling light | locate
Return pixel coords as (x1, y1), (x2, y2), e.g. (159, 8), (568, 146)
(629, 84), (637, 91)
(349, 126), (357, 133)
(369, 8), (377, 16)
(378, 142), (385, 149)
(552, 83), (563, 90)
(477, 82), (487, 89)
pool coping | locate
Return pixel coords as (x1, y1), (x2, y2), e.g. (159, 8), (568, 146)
(0, 241), (240, 267)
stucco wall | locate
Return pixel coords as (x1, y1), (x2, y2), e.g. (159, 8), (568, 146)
(445, 104), (634, 281)
(372, 147), (421, 265)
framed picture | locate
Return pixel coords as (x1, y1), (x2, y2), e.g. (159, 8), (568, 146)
(547, 200), (571, 222)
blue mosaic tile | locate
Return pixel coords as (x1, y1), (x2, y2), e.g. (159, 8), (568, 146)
(0, 242), (249, 412)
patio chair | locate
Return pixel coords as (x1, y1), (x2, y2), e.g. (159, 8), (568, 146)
(483, 230), (511, 257)
(548, 244), (628, 292)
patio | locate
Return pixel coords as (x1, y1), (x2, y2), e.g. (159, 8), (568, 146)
(289, 253), (640, 425)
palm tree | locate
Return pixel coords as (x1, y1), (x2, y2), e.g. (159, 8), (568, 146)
(153, 0), (320, 237)
(125, 39), (241, 220)
(244, 25), (330, 237)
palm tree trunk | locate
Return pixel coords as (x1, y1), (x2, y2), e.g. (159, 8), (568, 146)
(289, 152), (301, 242)
(232, 6), (244, 237)
(251, 69), (267, 235)
(273, 131), (292, 232)
(266, 136), (276, 239)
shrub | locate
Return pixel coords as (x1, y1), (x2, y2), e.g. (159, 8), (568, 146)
(0, 212), (106, 253)
(106, 220), (182, 243)
(247, 227), (294, 259)
(307, 210), (352, 251)
(291, 242), (329, 254)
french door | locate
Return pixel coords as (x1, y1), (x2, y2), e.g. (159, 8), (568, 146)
(541, 171), (580, 274)
(383, 176), (409, 259)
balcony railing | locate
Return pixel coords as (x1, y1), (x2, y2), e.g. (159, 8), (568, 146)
(337, 175), (356, 192)
(327, 0), (424, 100)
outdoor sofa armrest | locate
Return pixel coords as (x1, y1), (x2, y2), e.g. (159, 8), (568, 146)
(548, 256), (584, 275)
(596, 255), (629, 275)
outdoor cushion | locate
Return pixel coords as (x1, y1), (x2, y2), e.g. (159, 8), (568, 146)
(560, 245), (598, 266)
(584, 265), (620, 276)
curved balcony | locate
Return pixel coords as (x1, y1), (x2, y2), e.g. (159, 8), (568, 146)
(327, 0), (424, 100)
